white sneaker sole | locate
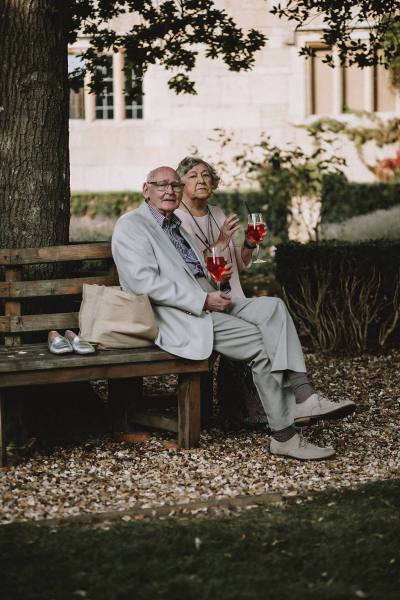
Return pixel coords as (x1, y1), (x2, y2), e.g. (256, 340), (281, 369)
(270, 448), (336, 461)
(294, 402), (356, 426)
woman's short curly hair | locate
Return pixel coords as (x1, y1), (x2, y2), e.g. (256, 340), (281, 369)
(176, 156), (220, 190)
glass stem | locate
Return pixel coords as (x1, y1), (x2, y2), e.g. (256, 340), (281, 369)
(254, 244), (260, 262)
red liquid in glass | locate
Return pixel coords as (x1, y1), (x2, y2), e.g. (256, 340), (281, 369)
(247, 223), (266, 244)
(206, 256), (226, 283)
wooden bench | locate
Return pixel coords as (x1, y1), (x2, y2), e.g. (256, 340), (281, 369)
(0, 242), (210, 466)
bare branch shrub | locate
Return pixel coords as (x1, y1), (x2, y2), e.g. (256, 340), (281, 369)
(378, 270), (400, 348)
(282, 264), (385, 353)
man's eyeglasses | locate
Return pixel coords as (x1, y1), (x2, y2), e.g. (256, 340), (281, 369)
(148, 181), (184, 192)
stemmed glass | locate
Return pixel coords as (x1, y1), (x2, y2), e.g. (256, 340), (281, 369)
(247, 213), (267, 264)
(206, 247), (227, 291)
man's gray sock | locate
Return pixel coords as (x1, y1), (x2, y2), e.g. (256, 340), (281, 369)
(272, 425), (297, 442)
(287, 371), (315, 404)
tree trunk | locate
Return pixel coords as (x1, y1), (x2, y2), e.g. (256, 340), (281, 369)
(0, 0), (70, 249)
(0, 2), (79, 451)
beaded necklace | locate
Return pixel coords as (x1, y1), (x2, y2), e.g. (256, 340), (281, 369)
(180, 201), (233, 262)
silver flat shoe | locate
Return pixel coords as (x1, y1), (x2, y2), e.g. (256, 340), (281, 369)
(65, 330), (95, 355)
(48, 330), (73, 355)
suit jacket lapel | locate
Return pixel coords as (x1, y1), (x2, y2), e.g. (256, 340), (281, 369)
(179, 228), (206, 268)
(137, 202), (200, 282)
(179, 227), (214, 285)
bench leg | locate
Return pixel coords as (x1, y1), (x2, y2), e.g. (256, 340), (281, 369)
(0, 391), (6, 467)
(177, 373), (200, 449)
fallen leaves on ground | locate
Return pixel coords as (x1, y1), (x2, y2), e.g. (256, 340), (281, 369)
(0, 351), (399, 524)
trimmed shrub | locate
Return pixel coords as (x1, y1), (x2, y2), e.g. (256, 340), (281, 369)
(71, 176), (400, 242)
(211, 190), (267, 219)
(276, 241), (400, 353)
(71, 190), (288, 239)
(71, 192), (142, 218)
(212, 190), (288, 240)
(321, 205), (400, 242)
(321, 174), (400, 224)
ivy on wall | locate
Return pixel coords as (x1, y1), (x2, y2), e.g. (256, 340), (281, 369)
(302, 112), (400, 177)
(384, 18), (400, 90)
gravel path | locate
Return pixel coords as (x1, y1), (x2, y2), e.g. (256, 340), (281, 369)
(0, 351), (399, 524)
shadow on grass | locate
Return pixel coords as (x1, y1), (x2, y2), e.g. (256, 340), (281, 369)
(1, 479), (399, 600)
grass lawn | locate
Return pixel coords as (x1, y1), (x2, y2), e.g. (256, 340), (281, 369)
(1, 479), (399, 600)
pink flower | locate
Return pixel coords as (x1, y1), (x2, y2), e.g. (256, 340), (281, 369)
(373, 148), (400, 181)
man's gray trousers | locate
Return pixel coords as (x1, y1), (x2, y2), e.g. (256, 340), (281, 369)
(211, 297), (306, 431)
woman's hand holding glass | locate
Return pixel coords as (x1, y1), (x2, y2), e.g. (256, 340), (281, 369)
(246, 213), (267, 264)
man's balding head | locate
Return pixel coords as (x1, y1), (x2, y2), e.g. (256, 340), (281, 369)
(143, 166), (183, 217)
(146, 166), (178, 182)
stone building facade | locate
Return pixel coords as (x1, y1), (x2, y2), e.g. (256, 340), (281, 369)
(68, 1), (399, 191)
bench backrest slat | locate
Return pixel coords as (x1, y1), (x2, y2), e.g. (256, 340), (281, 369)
(0, 313), (79, 334)
(0, 242), (112, 266)
(0, 242), (120, 344)
(0, 273), (118, 298)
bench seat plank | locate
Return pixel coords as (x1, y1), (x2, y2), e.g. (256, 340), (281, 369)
(0, 344), (209, 375)
(0, 360), (209, 388)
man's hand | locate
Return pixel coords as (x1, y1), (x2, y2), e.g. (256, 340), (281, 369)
(204, 292), (232, 312)
(221, 262), (233, 284)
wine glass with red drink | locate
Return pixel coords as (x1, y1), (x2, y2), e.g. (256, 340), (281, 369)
(206, 248), (227, 291)
(247, 213), (267, 264)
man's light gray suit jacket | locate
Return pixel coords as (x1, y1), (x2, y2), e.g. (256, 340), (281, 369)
(111, 201), (214, 360)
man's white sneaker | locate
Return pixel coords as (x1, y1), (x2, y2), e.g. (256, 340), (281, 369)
(294, 393), (356, 426)
(270, 433), (335, 461)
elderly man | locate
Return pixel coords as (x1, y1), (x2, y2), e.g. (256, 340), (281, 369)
(112, 166), (355, 460)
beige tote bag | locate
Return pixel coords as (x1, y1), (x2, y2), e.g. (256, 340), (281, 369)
(79, 284), (158, 349)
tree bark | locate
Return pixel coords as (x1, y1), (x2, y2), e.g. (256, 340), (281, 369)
(0, 2), (76, 450)
(0, 0), (70, 249)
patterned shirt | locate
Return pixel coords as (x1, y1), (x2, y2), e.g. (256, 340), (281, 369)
(146, 202), (205, 278)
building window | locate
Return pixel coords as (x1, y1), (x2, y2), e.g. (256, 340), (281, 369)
(342, 63), (365, 112)
(308, 43), (397, 115)
(309, 45), (333, 115)
(374, 63), (396, 112)
(96, 56), (114, 120)
(125, 68), (143, 119)
(68, 54), (85, 119)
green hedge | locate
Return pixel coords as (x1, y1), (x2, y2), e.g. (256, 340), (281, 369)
(71, 176), (400, 239)
(212, 191), (289, 241)
(71, 191), (268, 218)
(71, 190), (289, 239)
(321, 174), (400, 223)
(71, 192), (143, 218)
(276, 240), (400, 353)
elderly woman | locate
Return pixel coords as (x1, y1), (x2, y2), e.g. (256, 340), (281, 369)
(175, 156), (267, 428)
(175, 156), (257, 299)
